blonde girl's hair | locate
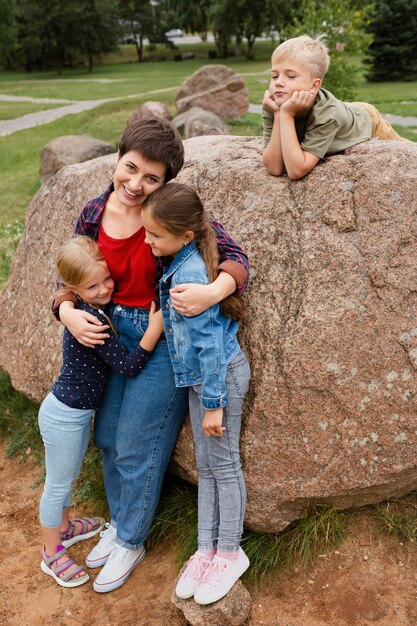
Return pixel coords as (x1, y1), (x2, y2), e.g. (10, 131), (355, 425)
(272, 34), (330, 79)
(143, 183), (245, 321)
(57, 236), (106, 291)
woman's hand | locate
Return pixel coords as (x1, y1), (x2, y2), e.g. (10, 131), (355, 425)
(170, 272), (236, 316)
(202, 408), (225, 437)
(169, 283), (216, 316)
(140, 302), (164, 351)
(59, 301), (110, 347)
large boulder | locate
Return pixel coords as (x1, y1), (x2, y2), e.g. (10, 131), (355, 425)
(39, 135), (115, 182)
(2, 138), (417, 532)
(174, 65), (249, 120)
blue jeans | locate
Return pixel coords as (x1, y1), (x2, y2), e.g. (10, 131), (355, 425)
(39, 392), (94, 528)
(189, 351), (250, 552)
(94, 303), (188, 549)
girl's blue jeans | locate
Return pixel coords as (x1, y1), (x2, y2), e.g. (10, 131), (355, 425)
(189, 351), (250, 553)
(94, 303), (188, 549)
(39, 392), (93, 528)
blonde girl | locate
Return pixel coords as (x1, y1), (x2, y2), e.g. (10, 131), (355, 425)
(39, 236), (163, 588)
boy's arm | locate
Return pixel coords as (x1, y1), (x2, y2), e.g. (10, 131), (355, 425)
(279, 91), (320, 180)
(262, 91), (285, 176)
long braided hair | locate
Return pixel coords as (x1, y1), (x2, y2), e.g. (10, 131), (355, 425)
(143, 183), (244, 321)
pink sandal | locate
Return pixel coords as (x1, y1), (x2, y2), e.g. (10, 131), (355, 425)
(40, 544), (90, 588)
(61, 516), (105, 548)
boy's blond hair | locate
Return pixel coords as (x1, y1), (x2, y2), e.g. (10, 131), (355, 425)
(271, 34), (330, 80)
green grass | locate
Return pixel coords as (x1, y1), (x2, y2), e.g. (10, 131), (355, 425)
(375, 498), (417, 544)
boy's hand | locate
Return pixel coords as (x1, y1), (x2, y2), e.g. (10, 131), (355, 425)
(202, 408), (225, 437)
(280, 90), (316, 118)
(263, 89), (280, 114)
(140, 302), (164, 351)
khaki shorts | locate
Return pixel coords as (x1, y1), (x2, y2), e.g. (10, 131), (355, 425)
(352, 101), (410, 142)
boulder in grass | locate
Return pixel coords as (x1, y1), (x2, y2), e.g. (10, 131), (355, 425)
(128, 101), (172, 125)
(39, 135), (115, 182)
(174, 65), (249, 120)
(173, 107), (230, 138)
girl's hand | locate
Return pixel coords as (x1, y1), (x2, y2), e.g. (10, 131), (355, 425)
(140, 302), (164, 351)
(59, 301), (110, 347)
(202, 408), (225, 437)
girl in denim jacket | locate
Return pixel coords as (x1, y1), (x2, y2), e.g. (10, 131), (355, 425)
(141, 183), (251, 605)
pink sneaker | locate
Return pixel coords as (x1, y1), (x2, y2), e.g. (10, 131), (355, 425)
(175, 550), (214, 599)
(194, 547), (249, 605)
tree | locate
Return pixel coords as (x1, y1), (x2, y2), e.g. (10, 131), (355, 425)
(169, 0), (211, 41)
(119, 0), (156, 62)
(285, 0), (374, 100)
(0, 0), (17, 69)
(365, 0), (417, 81)
(236, 0), (293, 58)
(71, 0), (120, 72)
(209, 0), (240, 57)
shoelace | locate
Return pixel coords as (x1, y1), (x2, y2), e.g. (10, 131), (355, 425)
(185, 552), (212, 580)
(200, 555), (227, 585)
(99, 522), (111, 538)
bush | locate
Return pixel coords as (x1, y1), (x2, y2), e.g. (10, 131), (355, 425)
(365, 0), (417, 82)
(285, 0), (374, 100)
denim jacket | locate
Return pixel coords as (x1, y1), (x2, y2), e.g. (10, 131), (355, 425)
(160, 241), (240, 409)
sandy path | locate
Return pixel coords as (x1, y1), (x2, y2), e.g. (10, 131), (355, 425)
(2, 440), (417, 626)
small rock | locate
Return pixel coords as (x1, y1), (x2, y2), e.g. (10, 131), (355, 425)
(128, 101), (172, 125)
(39, 135), (115, 182)
(359, 536), (371, 547)
(363, 554), (369, 561)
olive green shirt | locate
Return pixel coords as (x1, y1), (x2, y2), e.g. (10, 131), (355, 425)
(262, 88), (373, 159)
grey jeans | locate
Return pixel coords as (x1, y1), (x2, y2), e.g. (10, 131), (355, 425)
(189, 351), (250, 552)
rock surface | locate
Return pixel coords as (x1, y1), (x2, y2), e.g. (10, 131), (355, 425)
(39, 135), (115, 182)
(173, 106), (230, 138)
(2, 139), (417, 532)
(128, 101), (172, 125)
(174, 65), (249, 120)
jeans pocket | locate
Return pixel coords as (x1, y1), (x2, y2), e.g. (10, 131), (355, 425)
(228, 352), (250, 398)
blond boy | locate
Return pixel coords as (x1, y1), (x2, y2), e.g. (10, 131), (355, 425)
(262, 35), (408, 180)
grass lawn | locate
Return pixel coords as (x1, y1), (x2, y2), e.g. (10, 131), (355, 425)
(0, 44), (416, 287)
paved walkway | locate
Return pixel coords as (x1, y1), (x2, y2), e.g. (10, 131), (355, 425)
(1, 92), (416, 137)
(0, 87), (177, 137)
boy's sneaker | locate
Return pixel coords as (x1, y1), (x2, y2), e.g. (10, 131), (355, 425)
(85, 523), (117, 569)
(93, 543), (146, 593)
(175, 550), (214, 599)
(194, 547), (249, 605)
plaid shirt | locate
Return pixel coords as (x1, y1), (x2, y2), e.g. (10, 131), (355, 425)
(74, 183), (250, 294)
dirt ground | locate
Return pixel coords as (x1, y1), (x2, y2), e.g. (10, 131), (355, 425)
(1, 442), (417, 626)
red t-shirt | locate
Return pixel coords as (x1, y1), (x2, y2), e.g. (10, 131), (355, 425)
(98, 225), (156, 309)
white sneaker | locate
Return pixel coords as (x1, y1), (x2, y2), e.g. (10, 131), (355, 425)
(93, 543), (146, 593)
(175, 550), (214, 599)
(85, 523), (117, 569)
(194, 547), (249, 605)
